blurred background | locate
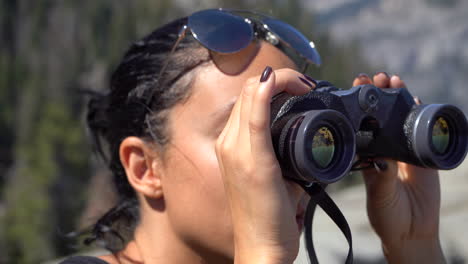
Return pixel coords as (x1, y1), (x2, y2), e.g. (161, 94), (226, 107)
(0, 0), (467, 263)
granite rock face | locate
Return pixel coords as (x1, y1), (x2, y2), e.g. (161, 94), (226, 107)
(303, 0), (468, 114)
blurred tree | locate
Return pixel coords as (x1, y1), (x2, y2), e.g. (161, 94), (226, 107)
(0, 0), (179, 262)
(0, 0), (374, 262)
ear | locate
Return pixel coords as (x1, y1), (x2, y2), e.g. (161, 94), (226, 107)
(119, 136), (163, 199)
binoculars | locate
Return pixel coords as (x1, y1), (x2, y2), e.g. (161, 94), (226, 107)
(271, 81), (468, 184)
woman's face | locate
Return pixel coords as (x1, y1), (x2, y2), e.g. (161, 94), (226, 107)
(158, 41), (306, 261)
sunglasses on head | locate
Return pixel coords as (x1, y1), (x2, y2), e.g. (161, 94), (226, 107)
(189, 9), (320, 63)
(146, 9), (322, 106)
(165, 8), (321, 72)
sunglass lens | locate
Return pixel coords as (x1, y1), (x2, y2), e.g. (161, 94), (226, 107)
(188, 9), (254, 54)
(263, 18), (321, 65)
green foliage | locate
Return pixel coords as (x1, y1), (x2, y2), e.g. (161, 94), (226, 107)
(2, 100), (88, 263)
(0, 0), (375, 262)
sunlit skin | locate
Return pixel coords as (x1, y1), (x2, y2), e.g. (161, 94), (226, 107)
(99, 42), (445, 264)
(355, 73), (445, 263)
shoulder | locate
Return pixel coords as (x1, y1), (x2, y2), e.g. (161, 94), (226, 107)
(59, 256), (110, 264)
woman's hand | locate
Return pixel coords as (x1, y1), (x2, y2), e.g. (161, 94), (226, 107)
(215, 67), (314, 264)
(354, 72), (446, 264)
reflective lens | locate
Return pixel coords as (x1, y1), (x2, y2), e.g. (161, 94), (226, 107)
(263, 18), (322, 65)
(432, 117), (450, 154)
(312, 127), (335, 168)
(188, 9), (253, 53)
(188, 9), (321, 65)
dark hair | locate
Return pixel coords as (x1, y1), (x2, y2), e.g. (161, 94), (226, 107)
(83, 14), (330, 264)
(84, 17), (211, 251)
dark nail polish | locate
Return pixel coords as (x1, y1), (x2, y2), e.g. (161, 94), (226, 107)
(302, 74), (318, 86)
(375, 160), (388, 171)
(376, 72), (390, 78)
(298, 76), (314, 89)
(358, 73), (370, 80)
(260, 66), (273, 82)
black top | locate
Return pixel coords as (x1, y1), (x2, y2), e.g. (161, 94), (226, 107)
(59, 256), (110, 264)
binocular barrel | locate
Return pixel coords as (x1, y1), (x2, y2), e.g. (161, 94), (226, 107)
(369, 103), (467, 170)
(270, 83), (468, 184)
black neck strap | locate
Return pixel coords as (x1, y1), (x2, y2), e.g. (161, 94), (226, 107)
(301, 183), (353, 264)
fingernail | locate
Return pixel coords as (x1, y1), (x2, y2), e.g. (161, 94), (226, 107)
(414, 96), (423, 105)
(376, 72), (390, 78)
(298, 76), (315, 90)
(302, 74), (318, 87)
(375, 160), (388, 172)
(260, 66), (273, 82)
(391, 74), (401, 81)
(358, 73), (370, 80)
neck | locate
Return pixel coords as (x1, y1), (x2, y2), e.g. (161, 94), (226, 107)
(115, 201), (232, 264)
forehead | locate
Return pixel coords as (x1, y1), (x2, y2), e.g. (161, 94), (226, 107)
(182, 42), (297, 117)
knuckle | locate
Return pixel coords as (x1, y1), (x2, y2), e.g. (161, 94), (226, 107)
(248, 118), (267, 134)
(216, 138), (232, 156)
(248, 170), (275, 187)
(237, 164), (266, 185)
(278, 68), (298, 74)
(275, 68), (300, 77)
(220, 141), (232, 154)
(243, 79), (258, 96)
(246, 76), (259, 84)
(242, 163), (256, 177)
(215, 138), (223, 154)
(242, 86), (253, 99)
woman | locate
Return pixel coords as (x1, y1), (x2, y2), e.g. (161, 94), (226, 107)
(62, 9), (445, 264)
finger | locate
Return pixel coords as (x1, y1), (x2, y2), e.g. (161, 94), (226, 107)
(246, 68), (316, 154)
(352, 73), (373, 86)
(373, 72), (390, 88)
(237, 71), (262, 152)
(217, 100), (234, 146)
(248, 68), (278, 160)
(216, 84), (243, 162)
(389, 74), (406, 89)
(216, 104), (235, 186)
(361, 159), (400, 208)
(413, 96), (422, 105)
(216, 91), (246, 196)
(223, 91), (243, 146)
(270, 68), (315, 96)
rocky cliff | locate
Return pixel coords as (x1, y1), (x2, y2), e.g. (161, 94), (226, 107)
(304, 0), (468, 113)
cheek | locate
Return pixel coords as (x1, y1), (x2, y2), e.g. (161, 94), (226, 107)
(162, 136), (234, 256)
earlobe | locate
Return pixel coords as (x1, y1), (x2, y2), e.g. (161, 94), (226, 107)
(120, 136), (164, 199)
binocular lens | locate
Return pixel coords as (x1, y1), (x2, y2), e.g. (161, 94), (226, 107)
(411, 104), (467, 169)
(272, 109), (355, 183)
(432, 117), (450, 154)
(311, 127), (335, 168)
